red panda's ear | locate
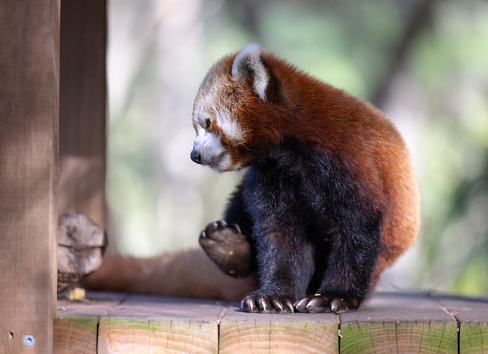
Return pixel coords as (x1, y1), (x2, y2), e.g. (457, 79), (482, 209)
(231, 43), (269, 101)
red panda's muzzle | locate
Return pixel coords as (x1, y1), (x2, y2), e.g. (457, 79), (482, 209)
(191, 130), (238, 172)
(190, 148), (202, 164)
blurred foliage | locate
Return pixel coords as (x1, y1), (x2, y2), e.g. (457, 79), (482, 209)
(409, 0), (488, 293)
(107, 0), (488, 294)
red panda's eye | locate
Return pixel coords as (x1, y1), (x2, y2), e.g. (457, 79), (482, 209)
(205, 119), (211, 130)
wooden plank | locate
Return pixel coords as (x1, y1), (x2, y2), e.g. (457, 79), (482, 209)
(53, 293), (488, 353)
(219, 305), (339, 353)
(0, 0), (59, 352)
(55, 297), (122, 353)
(98, 295), (225, 353)
(437, 295), (488, 354)
(339, 293), (458, 353)
(59, 0), (107, 227)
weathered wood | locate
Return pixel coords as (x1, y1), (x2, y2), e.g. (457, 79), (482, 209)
(219, 305), (338, 353)
(437, 295), (488, 354)
(0, 0), (59, 352)
(98, 295), (225, 353)
(54, 298), (122, 354)
(57, 213), (107, 292)
(339, 293), (458, 353)
(59, 0), (107, 227)
(55, 293), (488, 352)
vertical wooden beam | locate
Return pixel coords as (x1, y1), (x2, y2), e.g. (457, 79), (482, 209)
(59, 0), (107, 227)
(0, 0), (59, 352)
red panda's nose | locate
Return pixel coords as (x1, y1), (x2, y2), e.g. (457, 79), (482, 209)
(190, 149), (202, 164)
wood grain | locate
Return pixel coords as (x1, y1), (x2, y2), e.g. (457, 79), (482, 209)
(54, 293), (488, 352)
(219, 305), (339, 353)
(98, 295), (225, 353)
(339, 293), (458, 353)
(0, 0), (59, 352)
(59, 0), (107, 227)
(54, 298), (121, 353)
(437, 295), (488, 354)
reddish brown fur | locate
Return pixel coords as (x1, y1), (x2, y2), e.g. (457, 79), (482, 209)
(201, 50), (420, 289)
(83, 249), (257, 301)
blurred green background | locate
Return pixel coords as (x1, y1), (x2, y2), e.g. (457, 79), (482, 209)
(106, 0), (488, 295)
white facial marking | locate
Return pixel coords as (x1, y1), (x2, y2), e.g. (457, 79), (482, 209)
(193, 128), (225, 159)
(217, 154), (233, 172)
(191, 72), (250, 172)
(213, 104), (245, 142)
(191, 127), (240, 172)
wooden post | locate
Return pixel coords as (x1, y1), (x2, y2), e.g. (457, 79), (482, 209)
(0, 0), (59, 352)
(59, 0), (107, 228)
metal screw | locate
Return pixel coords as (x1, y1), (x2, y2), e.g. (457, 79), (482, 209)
(23, 335), (35, 347)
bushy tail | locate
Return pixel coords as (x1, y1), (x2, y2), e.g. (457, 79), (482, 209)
(82, 249), (257, 302)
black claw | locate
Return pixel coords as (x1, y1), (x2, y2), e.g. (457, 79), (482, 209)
(258, 297), (270, 313)
(294, 294), (356, 313)
(295, 298), (308, 312)
(241, 298), (257, 313)
(241, 292), (295, 314)
(330, 299), (339, 313)
(272, 299), (284, 312)
(285, 300), (294, 313)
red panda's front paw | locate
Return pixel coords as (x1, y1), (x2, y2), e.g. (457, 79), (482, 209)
(199, 220), (252, 278)
(240, 291), (295, 314)
(295, 294), (359, 314)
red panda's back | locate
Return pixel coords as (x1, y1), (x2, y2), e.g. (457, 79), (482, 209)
(258, 54), (420, 281)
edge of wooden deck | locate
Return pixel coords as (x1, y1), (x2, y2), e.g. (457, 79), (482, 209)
(54, 292), (488, 353)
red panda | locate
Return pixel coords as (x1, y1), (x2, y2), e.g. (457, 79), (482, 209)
(191, 43), (419, 313)
(85, 44), (419, 314)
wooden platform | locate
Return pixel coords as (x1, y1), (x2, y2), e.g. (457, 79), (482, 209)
(54, 292), (488, 353)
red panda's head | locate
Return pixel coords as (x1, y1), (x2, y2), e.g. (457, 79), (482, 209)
(190, 44), (273, 172)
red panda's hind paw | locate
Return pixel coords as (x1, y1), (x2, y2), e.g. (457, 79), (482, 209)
(295, 295), (359, 314)
(240, 291), (295, 314)
(199, 220), (252, 278)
